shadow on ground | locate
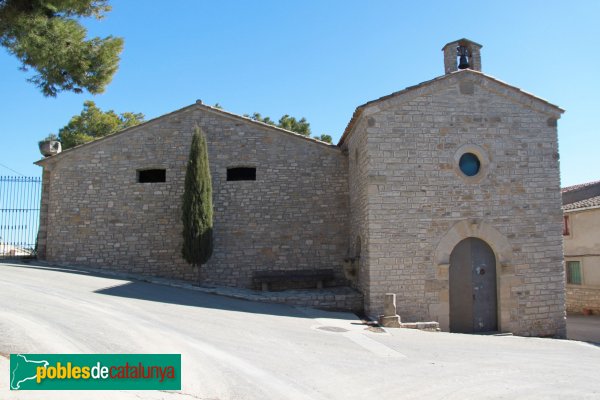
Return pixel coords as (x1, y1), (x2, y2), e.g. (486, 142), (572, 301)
(94, 280), (328, 319)
(1, 260), (116, 280)
(1, 261), (357, 321)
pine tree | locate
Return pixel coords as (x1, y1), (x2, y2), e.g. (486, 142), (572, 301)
(53, 101), (144, 149)
(0, 0), (123, 96)
(181, 126), (213, 267)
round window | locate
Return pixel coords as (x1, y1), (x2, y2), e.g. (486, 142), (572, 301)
(459, 153), (481, 176)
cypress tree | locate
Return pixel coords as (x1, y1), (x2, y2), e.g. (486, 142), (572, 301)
(182, 126), (213, 267)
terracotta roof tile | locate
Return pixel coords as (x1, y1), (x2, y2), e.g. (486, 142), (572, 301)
(563, 195), (600, 211)
(561, 180), (600, 193)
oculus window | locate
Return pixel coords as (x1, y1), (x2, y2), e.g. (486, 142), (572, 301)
(453, 144), (489, 183)
(459, 153), (481, 177)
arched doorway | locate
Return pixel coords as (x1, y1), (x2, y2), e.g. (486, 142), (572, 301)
(449, 237), (497, 333)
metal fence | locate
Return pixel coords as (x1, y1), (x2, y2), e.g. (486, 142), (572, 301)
(0, 176), (42, 259)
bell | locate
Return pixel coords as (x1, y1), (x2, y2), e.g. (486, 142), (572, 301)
(457, 45), (470, 69)
(458, 54), (470, 69)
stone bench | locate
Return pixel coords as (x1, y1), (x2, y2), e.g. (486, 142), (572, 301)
(252, 269), (335, 291)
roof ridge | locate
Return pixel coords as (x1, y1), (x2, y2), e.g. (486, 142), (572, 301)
(337, 69), (564, 146)
(195, 102), (335, 147)
(561, 180), (600, 193)
(35, 102), (337, 165)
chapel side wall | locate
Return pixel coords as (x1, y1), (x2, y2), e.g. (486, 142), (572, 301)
(363, 73), (565, 337)
(343, 117), (372, 309)
(41, 106), (349, 287)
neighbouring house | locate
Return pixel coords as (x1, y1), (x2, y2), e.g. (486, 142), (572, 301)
(35, 39), (566, 337)
(562, 180), (600, 314)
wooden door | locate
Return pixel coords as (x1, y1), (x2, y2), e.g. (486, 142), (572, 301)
(449, 237), (497, 333)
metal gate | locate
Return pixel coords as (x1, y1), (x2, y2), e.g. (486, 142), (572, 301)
(0, 176), (42, 259)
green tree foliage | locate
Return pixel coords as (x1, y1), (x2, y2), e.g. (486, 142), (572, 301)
(181, 126), (213, 267)
(0, 0), (123, 96)
(278, 114), (311, 136)
(234, 108), (334, 142)
(244, 112), (312, 136)
(54, 100), (144, 149)
(244, 112), (276, 126)
(314, 134), (332, 143)
(38, 133), (58, 145)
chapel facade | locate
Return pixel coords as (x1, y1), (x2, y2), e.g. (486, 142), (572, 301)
(36, 39), (566, 337)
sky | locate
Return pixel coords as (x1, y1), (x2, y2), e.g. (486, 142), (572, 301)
(0, 0), (598, 186)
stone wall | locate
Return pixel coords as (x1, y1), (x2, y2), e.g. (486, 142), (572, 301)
(344, 70), (565, 337)
(566, 285), (600, 314)
(37, 104), (350, 288)
(345, 117), (371, 307)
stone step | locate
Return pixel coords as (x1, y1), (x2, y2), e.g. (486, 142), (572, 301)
(397, 321), (441, 332)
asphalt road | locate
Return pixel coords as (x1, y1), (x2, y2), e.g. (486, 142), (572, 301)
(566, 314), (600, 344)
(1, 261), (599, 400)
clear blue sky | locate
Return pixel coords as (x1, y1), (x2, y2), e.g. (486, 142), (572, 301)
(1, 1), (598, 186)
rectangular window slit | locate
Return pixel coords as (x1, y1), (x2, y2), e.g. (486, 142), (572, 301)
(227, 167), (256, 181)
(138, 169), (166, 183)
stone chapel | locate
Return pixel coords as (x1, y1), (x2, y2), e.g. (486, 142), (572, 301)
(36, 39), (566, 337)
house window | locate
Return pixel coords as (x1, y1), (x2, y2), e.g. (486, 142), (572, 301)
(227, 167), (256, 181)
(566, 261), (582, 285)
(563, 215), (570, 236)
(138, 169), (166, 183)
